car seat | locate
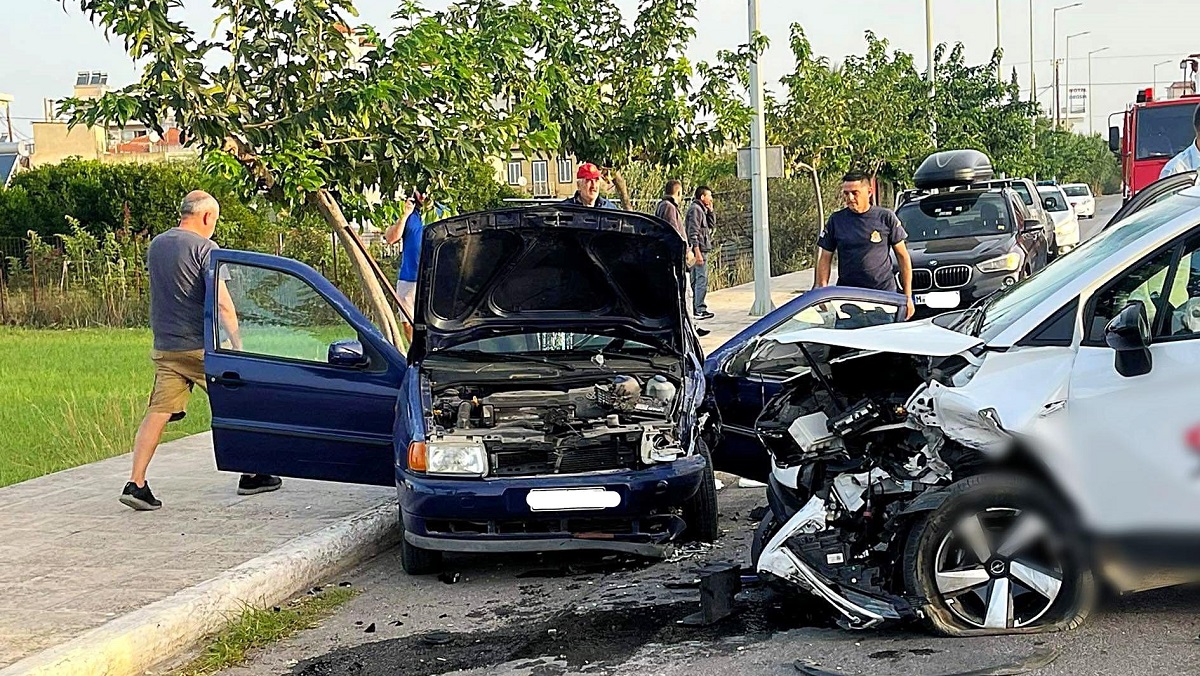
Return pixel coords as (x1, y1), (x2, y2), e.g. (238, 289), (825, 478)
(979, 201), (1005, 231)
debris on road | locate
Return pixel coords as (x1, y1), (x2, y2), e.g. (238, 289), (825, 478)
(364, 623), (376, 633)
(438, 571), (461, 584)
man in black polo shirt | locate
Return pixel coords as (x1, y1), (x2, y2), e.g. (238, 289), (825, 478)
(815, 171), (915, 319)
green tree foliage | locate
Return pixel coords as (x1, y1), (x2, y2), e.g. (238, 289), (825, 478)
(527, 0), (759, 207)
(0, 159), (274, 247)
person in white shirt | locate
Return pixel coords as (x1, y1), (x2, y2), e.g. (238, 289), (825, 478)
(1160, 105), (1200, 179)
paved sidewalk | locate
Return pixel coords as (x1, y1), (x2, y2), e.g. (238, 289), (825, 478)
(0, 268), (818, 674)
(0, 433), (393, 670)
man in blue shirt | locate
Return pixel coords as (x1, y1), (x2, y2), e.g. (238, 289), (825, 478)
(384, 195), (423, 339)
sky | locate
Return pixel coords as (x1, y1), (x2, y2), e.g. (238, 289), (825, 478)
(1, 0), (1196, 143)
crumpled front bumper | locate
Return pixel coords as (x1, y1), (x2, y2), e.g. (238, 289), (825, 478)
(755, 495), (911, 629)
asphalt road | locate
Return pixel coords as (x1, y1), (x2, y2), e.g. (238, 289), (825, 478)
(1083, 194), (1122, 242)
(208, 194), (1163, 676)
(211, 475), (1198, 676)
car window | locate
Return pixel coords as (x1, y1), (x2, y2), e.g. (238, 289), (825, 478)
(1039, 188), (1069, 212)
(1157, 239), (1200, 339)
(217, 263), (359, 363)
(1063, 185), (1090, 197)
(898, 192), (1013, 242)
(1086, 248), (1175, 343)
(762, 299), (900, 339)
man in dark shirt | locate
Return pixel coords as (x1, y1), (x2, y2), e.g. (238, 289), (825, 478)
(815, 171), (915, 319)
(562, 162), (619, 209)
(120, 191), (282, 511)
(685, 186), (716, 320)
(654, 180), (708, 336)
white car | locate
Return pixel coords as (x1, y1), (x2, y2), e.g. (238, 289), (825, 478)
(751, 186), (1200, 634)
(1062, 182), (1096, 218)
(1038, 184), (1080, 255)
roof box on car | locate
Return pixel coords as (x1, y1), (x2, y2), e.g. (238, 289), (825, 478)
(912, 149), (995, 189)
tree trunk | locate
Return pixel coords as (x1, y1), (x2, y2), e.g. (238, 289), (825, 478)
(611, 170), (633, 211)
(311, 189), (404, 348)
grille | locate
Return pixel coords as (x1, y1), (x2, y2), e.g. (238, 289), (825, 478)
(489, 438), (640, 476)
(910, 269), (933, 291)
(934, 265), (972, 289)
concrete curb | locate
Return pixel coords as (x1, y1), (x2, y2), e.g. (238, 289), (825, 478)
(0, 499), (401, 676)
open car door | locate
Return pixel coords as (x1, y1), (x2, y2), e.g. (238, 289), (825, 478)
(705, 287), (907, 482)
(204, 250), (407, 486)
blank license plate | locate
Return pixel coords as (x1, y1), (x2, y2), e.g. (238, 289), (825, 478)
(526, 488), (622, 512)
(914, 291), (961, 309)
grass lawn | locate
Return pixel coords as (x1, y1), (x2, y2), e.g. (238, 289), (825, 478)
(0, 328), (212, 488)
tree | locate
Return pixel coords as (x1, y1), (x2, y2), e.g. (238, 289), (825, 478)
(768, 25), (852, 174)
(525, 0), (759, 208)
(62, 0), (554, 346)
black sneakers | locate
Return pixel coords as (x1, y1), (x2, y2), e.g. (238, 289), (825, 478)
(238, 474), (283, 496)
(695, 311), (715, 321)
(120, 481), (162, 511)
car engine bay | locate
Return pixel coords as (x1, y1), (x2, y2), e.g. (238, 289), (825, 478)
(754, 345), (995, 628)
(425, 373), (687, 477)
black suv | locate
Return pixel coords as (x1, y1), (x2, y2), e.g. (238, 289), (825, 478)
(894, 150), (1052, 318)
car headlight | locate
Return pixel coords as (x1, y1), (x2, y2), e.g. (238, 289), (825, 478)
(426, 441), (488, 476)
(977, 252), (1022, 273)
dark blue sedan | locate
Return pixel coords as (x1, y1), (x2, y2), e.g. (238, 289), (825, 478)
(201, 206), (716, 574)
(702, 287), (907, 483)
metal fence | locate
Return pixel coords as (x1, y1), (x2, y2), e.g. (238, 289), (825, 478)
(0, 237), (22, 262)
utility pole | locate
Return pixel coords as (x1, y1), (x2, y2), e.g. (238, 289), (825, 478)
(1087, 47), (1109, 134)
(927, 0), (937, 146)
(1028, 0), (1037, 160)
(996, 0), (1003, 82)
(747, 0), (773, 317)
(1065, 31), (1089, 128)
(1153, 59), (1173, 99)
(1051, 3), (1083, 127)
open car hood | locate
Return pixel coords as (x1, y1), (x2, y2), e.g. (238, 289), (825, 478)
(413, 206), (687, 355)
(768, 320), (983, 357)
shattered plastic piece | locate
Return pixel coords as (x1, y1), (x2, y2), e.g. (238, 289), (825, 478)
(714, 478), (726, 490)
(390, 620), (404, 627)
(738, 478), (768, 489)
(364, 623), (376, 633)
(679, 564), (742, 626)
(665, 541), (715, 563)
(438, 572), (461, 585)
(338, 581), (352, 587)
(793, 660), (845, 676)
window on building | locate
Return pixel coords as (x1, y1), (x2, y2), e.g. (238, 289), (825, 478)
(557, 157), (574, 184)
(506, 160), (523, 186)
(532, 160), (550, 197)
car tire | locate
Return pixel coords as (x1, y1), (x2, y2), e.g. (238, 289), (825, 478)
(902, 474), (1095, 636)
(683, 440), (720, 543)
(399, 520), (442, 575)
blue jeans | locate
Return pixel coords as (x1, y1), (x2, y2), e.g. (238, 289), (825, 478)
(691, 261), (709, 315)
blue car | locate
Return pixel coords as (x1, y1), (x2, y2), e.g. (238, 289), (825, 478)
(202, 206), (715, 574)
(702, 287), (908, 484)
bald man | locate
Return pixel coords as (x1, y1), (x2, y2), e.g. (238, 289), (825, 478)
(120, 191), (282, 511)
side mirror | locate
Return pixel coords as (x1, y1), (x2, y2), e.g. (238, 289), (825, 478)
(1108, 126), (1120, 154)
(1104, 300), (1152, 377)
(1021, 218), (1042, 233)
(328, 339), (370, 368)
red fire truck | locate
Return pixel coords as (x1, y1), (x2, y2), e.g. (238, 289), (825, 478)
(1109, 55), (1200, 200)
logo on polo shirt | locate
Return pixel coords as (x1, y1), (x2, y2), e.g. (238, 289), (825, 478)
(870, 231), (882, 243)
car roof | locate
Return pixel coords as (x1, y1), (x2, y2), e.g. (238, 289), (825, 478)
(900, 187), (1010, 206)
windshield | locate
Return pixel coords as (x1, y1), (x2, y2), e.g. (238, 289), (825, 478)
(1063, 185), (1090, 197)
(1135, 102), (1199, 160)
(975, 194), (1200, 342)
(1038, 187), (1069, 212)
(898, 192), (1013, 242)
(1009, 182), (1034, 206)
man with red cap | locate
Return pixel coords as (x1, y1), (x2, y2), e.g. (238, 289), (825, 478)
(563, 162), (619, 209)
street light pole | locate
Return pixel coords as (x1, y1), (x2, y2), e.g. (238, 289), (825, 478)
(1052, 2), (1083, 127)
(747, 0), (773, 317)
(1087, 47), (1109, 134)
(1028, 0), (1036, 108)
(1065, 31), (1089, 128)
(1153, 59), (1173, 99)
(927, 0), (937, 146)
(996, 0), (1003, 82)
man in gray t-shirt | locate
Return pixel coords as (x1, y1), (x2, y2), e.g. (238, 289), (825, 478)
(815, 171), (915, 319)
(120, 191), (282, 511)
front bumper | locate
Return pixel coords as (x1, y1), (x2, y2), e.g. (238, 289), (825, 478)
(757, 495), (912, 629)
(398, 454), (706, 555)
(911, 271), (1011, 319)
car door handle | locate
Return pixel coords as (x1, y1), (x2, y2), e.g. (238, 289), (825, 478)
(212, 371), (244, 387)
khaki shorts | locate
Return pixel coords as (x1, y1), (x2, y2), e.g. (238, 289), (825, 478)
(147, 349), (207, 415)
